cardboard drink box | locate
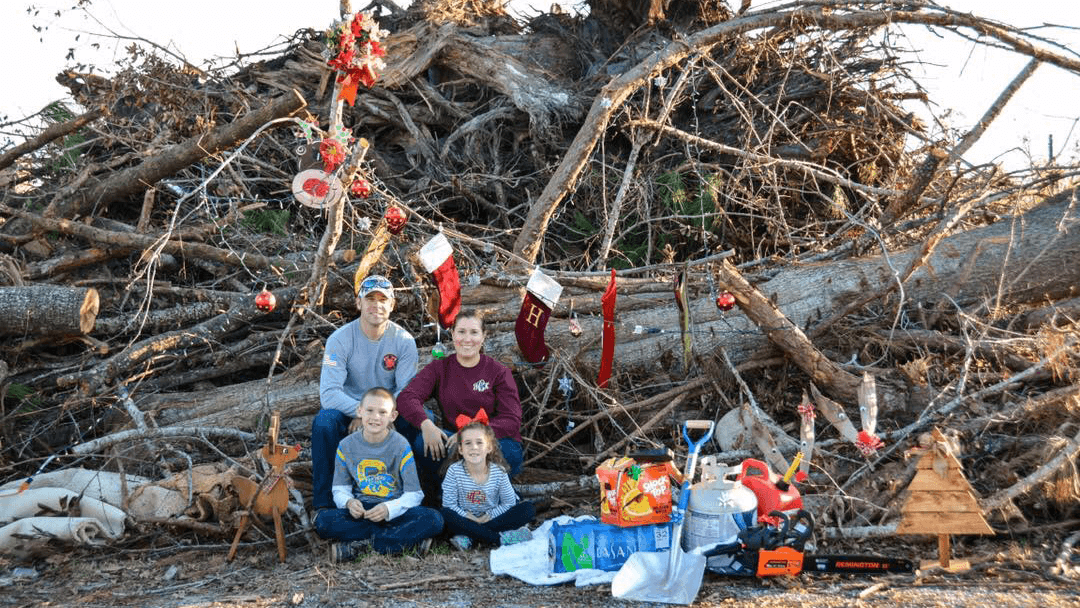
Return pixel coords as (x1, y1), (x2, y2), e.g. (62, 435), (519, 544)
(549, 519), (672, 572)
(596, 456), (682, 527)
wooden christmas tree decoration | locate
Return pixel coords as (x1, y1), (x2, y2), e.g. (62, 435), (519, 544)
(896, 428), (993, 571)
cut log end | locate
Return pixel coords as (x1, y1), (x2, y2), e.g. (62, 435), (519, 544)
(80, 287), (100, 334)
(0, 285), (101, 337)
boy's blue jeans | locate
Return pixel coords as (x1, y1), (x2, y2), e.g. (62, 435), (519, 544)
(314, 501), (443, 554)
(310, 409), (418, 510)
(440, 501), (535, 545)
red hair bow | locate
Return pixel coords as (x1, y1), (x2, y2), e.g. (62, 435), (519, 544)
(455, 409), (489, 430)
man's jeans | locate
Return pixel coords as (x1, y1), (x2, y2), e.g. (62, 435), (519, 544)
(310, 408), (417, 510)
(440, 501), (535, 545)
(313, 501), (444, 554)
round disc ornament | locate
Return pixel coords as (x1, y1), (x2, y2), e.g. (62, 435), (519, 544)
(292, 169), (344, 209)
(384, 205), (407, 235)
(255, 289), (276, 313)
(716, 291), (736, 311)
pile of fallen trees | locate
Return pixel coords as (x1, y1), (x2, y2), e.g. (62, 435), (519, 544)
(0, 0), (1078, 543)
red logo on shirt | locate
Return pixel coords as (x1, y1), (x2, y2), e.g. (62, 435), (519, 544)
(382, 354), (398, 371)
(467, 489), (488, 505)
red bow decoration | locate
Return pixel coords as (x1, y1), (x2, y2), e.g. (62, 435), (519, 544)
(455, 408), (489, 430)
(797, 402), (816, 423)
(856, 430), (884, 456)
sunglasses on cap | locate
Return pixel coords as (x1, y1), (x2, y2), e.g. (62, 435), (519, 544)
(357, 275), (394, 298)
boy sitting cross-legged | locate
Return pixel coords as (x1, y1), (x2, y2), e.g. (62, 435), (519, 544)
(314, 387), (444, 562)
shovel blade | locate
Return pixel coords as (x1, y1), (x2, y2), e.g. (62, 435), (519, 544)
(611, 548), (706, 605)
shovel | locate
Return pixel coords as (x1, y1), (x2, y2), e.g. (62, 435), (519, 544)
(611, 419), (715, 605)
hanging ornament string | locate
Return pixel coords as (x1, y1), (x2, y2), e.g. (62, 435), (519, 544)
(558, 375), (575, 432)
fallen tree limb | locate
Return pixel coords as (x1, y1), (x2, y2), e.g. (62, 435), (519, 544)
(511, 4), (1080, 264)
(56, 288), (298, 394)
(382, 22), (582, 139)
(880, 58), (1041, 228)
(93, 301), (222, 336)
(983, 425), (1080, 512)
(142, 353), (321, 429)
(70, 426), (258, 455)
(631, 119), (901, 199)
(41, 90), (306, 221)
(714, 258), (864, 403)
(881, 328), (1035, 372)
(516, 475), (599, 498)
(0, 285), (99, 337)
(0, 106), (106, 171)
(0, 203), (297, 273)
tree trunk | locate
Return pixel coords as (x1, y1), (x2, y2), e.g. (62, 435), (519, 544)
(507, 188), (1080, 369)
(0, 286), (99, 336)
(143, 355), (321, 430)
(138, 189), (1080, 429)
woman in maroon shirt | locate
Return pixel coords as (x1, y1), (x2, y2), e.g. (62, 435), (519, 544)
(396, 310), (524, 478)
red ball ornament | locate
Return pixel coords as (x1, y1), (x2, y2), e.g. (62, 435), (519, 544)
(255, 289), (276, 313)
(384, 205), (407, 235)
(350, 177), (371, 198)
(716, 291), (736, 311)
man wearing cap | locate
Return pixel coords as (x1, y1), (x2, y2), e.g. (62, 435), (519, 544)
(311, 275), (419, 514)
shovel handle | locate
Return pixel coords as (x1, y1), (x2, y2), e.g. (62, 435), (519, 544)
(675, 419), (716, 510)
(682, 419), (715, 451)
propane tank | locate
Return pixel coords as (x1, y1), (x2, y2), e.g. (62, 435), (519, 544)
(682, 456), (758, 552)
(736, 458), (803, 524)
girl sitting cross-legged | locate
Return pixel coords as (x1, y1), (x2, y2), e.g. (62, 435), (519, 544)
(439, 416), (534, 550)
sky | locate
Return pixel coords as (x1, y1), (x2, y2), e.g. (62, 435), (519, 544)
(1, 0), (1078, 169)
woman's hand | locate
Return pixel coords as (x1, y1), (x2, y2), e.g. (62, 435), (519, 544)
(348, 417), (362, 434)
(346, 499), (365, 519)
(420, 419), (448, 460)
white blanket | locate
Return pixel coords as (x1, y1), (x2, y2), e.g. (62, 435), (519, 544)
(0, 487), (126, 555)
(0, 467), (149, 507)
(489, 515), (617, 587)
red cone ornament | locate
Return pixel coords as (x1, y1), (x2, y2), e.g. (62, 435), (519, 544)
(255, 289), (276, 312)
(384, 206), (407, 235)
(716, 291), (736, 311)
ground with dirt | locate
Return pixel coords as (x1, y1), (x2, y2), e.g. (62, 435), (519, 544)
(3, 532), (1077, 608)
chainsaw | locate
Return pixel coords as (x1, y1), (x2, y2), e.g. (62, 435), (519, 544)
(702, 510), (914, 577)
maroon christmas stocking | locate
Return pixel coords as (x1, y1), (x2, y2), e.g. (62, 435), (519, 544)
(598, 268), (617, 388)
(515, 291), (552, 363)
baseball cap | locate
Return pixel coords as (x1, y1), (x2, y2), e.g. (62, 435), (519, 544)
(357, 274), (394, 299)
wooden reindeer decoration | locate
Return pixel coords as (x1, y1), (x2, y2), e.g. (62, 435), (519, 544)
(227, 411), (302, 563)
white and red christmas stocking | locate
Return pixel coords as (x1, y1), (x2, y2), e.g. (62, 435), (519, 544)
(419, 232), (461, 329)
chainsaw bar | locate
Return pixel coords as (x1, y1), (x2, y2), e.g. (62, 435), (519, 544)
(803, 554), (914, 574)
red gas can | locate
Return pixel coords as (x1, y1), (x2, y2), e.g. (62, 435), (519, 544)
(736, 459), (803, 525)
